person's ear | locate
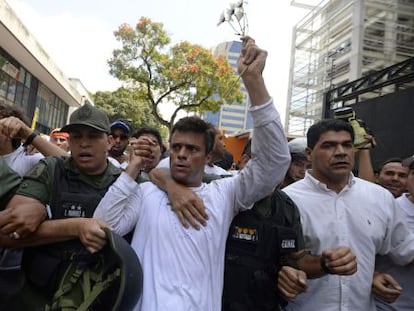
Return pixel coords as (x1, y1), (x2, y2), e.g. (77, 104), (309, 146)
(306, 147), (312, 162)
(205, 152), (212, 165)
(107, 134), (115, 150)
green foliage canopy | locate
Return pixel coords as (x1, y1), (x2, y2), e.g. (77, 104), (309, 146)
(108, 17), (244, 132)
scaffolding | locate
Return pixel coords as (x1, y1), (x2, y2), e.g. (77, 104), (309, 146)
(286, 0), (414, 136)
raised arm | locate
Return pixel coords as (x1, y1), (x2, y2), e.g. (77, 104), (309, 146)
(0, 116), (67, 157)
(93, 136), (155, 234)
(233, 37), (290, 209)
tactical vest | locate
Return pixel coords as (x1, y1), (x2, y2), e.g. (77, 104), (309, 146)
(22, 157), (121, 300)
(222, 189), (301, 311)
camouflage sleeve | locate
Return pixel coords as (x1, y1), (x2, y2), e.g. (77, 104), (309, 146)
(15, 156), (56, 205)
(0, 157), (22, 210)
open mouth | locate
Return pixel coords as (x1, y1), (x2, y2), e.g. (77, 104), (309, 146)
(78, 152), (94, 161)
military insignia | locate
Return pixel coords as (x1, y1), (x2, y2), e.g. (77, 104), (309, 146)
(63, 203), (86, 217)
(232, 226), (258, 242)
(77, 104), (92, 120)
(26, 162), (47, 179)
(281, 239), (296, 249)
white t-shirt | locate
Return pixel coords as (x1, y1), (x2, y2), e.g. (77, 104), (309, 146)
(283, 172), (414, 311)
(375, 193), (414, 311)
(2, 145), (43, 176)
(94, 100), (291, 311)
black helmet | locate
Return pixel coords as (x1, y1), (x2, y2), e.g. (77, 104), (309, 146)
(46, 228), (143, 311)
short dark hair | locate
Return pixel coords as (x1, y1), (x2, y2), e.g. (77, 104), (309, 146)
(132, 126), (163, 148)
(0, 100), (30, 149)
(171, 116), (214, 155)
(378, 158), (403, 173)
(307, 119), (354, 149)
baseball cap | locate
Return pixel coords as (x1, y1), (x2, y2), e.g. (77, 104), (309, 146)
(61, 103), (110, 133)
(403, 155), (414, 169)
(110, 120), (130, 134)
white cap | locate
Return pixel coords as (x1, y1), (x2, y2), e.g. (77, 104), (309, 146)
(288, 137), (307, 156)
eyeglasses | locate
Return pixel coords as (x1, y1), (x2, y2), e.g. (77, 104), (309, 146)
(112, 134), (129, 140)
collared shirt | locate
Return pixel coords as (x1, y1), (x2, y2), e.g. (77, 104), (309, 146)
(375, 193), (414, 311)
(283, 171), (414, 311)
(94, 99), (291, 311)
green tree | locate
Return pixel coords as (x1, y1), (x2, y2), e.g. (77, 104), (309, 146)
(108, 17), (244, 133)
(93, 87), (166, 137)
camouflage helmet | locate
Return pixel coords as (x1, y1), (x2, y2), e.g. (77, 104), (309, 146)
(47, 228), (143, 311)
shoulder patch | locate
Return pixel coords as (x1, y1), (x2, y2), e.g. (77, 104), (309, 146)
(26, 162), (47, 179)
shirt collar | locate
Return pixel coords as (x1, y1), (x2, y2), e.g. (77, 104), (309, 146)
(304, 169), (356, 192)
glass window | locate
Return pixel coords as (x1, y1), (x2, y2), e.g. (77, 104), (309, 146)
(15, 82), (24, 106)
(0, 72), (8, 99)
(21, 87), (30, 111)
(6, 79), (16, 102)
(25, 72), (32, 88)
(18, 67), (25, 84)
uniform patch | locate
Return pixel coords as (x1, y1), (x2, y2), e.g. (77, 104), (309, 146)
(63, 202), (86, 217)
(281, 239), (296, 249)
(231, 226), (258, 242)
(26, 162), (47, 179)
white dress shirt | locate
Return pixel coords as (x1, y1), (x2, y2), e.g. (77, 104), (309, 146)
(375, 193), (414, 311)
(283, 172), (414, 311)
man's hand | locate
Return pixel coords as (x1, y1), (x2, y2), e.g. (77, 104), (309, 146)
(372, 271), (402, 303)
(322, 246), (357, 275)
(237, 37), (270, 107)
(238, 36), (267, 77)
(277, 266), (307, 300)
(0, 116), (32, 140)
(150, 168), (208, 230)
(126, 136), (156, 179)
(166, 182), (207, 230)
(76, 218), (109, 253)
(0, 195), (46, 238)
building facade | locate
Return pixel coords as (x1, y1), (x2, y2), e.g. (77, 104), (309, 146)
(286, 0), (414, 136)
(203, 41), (252, 136)
(0, 0), (85, 134)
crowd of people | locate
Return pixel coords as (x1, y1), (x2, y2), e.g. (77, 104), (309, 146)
(0, 36), (414, 311)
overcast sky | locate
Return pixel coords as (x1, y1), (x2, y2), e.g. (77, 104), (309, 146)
(6, 0), (310, 123)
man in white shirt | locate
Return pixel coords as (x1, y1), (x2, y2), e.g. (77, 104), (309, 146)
(94, 37), (291, 311)
(374, 155), (414, 310)
(281, 119), (414, 311)
(157, 124), (231, 176)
